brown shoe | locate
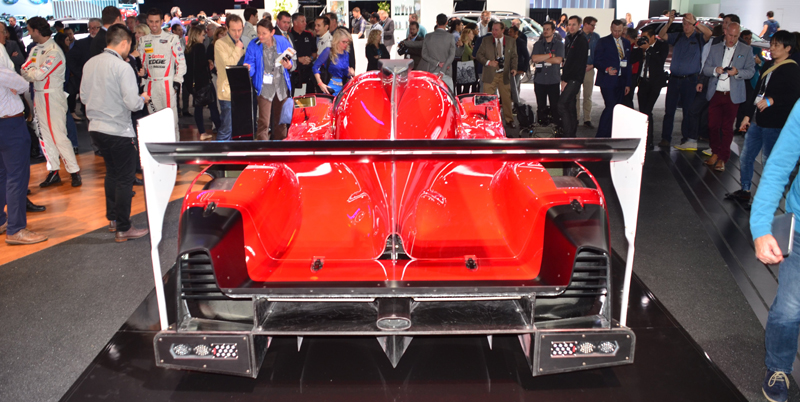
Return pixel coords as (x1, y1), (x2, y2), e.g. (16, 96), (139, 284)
(109, 220), (116, 232)
(704, 154), (718, 166)
(115, 226), (149, 242)
(6, 228), (48, 245)
(0, 221), (6, 234)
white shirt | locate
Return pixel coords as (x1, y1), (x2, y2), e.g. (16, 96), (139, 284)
(715, 42), (738, 92)
(0, 65), (28, 117)
(0, 45), (13, 70)
(479, 21), (490, 37)
(317, 32), (332, 54)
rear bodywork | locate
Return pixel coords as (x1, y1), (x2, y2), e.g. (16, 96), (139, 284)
(139, 60), (647, 379)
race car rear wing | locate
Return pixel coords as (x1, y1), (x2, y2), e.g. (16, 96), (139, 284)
(137, 106), (647, 333)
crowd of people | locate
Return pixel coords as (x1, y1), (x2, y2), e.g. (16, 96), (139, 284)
(2, 5), (800, 401)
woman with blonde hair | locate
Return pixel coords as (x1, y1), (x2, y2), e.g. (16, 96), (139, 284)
(365, 29), (388, 71)
(185, 25), (221, 140)
(313, 28), (355, 95)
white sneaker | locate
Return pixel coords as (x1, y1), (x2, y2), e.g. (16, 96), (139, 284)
(674, 140), (698, 151)
(702, 148), (713, 156)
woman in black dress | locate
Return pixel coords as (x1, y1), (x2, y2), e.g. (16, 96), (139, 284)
(365, 29), (389, 71)
(186, 25), (221, 140)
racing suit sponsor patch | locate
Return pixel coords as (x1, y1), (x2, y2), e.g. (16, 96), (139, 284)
(160, 39), (168, 44)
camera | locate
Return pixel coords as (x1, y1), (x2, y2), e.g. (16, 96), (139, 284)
(496, 56), (505, 71)
(723, 66), (732, 72)
(637, 37), (648, 47)
(397, 42), (409, 56)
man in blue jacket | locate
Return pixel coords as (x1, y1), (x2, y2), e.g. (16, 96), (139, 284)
(592, 19), (630, 138)
(751, 99), (800, 402)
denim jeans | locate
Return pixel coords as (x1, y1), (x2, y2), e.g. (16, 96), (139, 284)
(661, 74), (698, 142)
(739, 123), (782, 191)
(217, 100), (232, 141)
(765, 233), (800, 373)
(66, 111), (78, 148)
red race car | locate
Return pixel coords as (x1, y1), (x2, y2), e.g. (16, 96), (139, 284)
(139, 60), (647, 378)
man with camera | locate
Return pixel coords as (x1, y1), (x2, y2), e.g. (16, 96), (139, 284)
(476, 19), (518, 128)
(530, 22), (564, 130)
(659, 11), (712, 148)
(701, 22), (754, 172)
(632, 28), (668, 150)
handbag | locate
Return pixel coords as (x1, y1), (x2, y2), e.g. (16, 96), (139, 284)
(456, 60), (476, 84)
(192, 47), (217, 107)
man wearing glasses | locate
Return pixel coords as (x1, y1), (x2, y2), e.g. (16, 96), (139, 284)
(576, 16), (599, 129)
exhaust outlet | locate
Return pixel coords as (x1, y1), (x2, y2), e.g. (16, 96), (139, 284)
(376, 298), (412, 331)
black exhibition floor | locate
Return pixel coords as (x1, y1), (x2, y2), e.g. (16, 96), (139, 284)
(58, 241), (746, 400)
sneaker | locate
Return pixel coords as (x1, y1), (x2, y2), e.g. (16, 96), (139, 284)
(71, 172), (82, 187)
(702, 148), (713, 156)
(763, 370), (789, 402)
(39, 170), (61, 187)
(725, 189), (751, 202)
(6, 228), (48, 245)
(658, 139), (670, 148)
(674, 140), (698, 151)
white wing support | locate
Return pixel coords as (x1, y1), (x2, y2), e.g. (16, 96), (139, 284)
(137, 109), (179, 331)
(609, 105), (648, 327)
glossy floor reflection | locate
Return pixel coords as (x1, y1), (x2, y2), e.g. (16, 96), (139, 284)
(60, 254), (746, 402)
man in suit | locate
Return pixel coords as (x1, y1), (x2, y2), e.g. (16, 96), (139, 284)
(702, 22), (755, 171)
(632, 27), (668, 150)
(476, 20), (518, 128)
(419, 14), (456, 92)
(593, 19), (631, 138)
(68, 18), (99, 120)
(558, 16), (589, 138)
(379, 10), (395, 52)
(90, 7), (122, 58)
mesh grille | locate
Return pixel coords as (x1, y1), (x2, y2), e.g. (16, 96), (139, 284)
(179, 251), (229, 301)
(563, 250), (609, 297)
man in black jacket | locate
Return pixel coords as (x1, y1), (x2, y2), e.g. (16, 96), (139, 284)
(633, 28), (668, 149)
(289, 13), (316, 95)
(90, 7), (123, 58)
(557, 16), (589, 138)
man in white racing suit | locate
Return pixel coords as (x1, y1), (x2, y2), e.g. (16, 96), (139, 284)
(21, 17), (81, 187)
(139, 9), (186, 140)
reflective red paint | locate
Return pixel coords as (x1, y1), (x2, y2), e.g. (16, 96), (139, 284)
(181, 72), (606, 285)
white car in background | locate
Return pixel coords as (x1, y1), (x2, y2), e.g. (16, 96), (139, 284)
(21, 19), (90, 49)
(450, 10), (543, 56)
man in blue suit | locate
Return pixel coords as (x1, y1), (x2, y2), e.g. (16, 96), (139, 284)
(593, 19), (631, 138)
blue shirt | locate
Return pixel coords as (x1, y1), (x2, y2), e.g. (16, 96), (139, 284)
(582, 31), (600, 65)
(312, 48), (350, 79)
(751, 100), (800, 240)
(667, 31), (706, 75)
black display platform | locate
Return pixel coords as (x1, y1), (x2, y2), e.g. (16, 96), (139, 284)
(59, 253), (746, 401)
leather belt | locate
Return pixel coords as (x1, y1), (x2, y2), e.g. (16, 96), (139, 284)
(671, 73), (697, 79)
(716, 90), (731, 96)
(0, 112), (23, 119)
